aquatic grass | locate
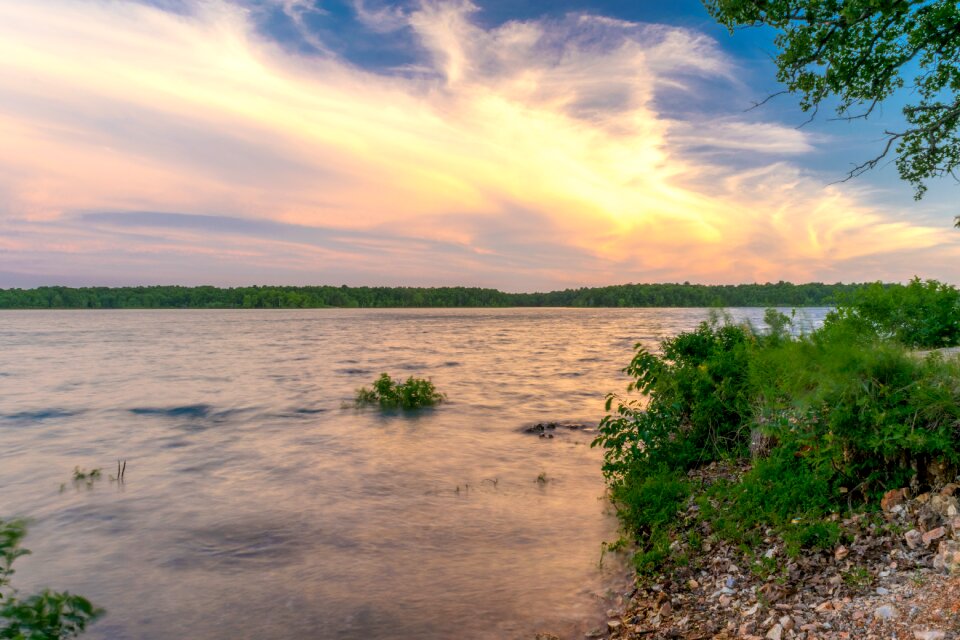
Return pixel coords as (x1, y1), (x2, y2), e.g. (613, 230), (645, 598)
(71, 467), (102, 490)
(354, 373), (445, 410)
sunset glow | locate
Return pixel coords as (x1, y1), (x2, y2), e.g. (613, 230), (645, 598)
(1, 0), (957, 288)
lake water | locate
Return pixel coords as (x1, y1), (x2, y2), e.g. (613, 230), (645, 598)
(0, 308), (827, 639)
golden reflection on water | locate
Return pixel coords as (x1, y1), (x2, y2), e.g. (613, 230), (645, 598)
(0, 308), (826, 639)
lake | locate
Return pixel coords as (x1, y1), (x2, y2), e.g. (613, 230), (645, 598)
(0, 308), (827, 639)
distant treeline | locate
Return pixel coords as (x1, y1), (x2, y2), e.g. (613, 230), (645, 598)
(0, 283), (867, 309)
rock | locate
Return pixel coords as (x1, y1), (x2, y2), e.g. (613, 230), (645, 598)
(607, 619), (622, 632)
(876, 586), (890, 595)
(584, 628), (604, 638)
(881, 488), (910, 512)
(933, 540), (960, 573)
(874, 605), (898, 621)
(914, 631), (946, 640)
(765, 623), (783, 640)
(687, 579), (699, 590)
(904, 529), (923, 549)
(918, 507), (940, 532)
(778, 615), (794, 631)
(922, 527), (946, 547)
(929, 495), (959, 519)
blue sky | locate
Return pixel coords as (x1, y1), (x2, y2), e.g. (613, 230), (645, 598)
(0, 0), (956, 290)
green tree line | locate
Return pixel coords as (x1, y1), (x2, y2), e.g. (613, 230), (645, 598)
(0, 282), (869, 309)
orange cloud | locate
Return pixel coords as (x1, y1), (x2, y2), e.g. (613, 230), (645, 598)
(0, 0), (955, 288)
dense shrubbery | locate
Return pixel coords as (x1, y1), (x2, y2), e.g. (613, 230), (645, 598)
(355, 374), (445, 410)
(594, 279), (960, 573)
(827, 278), (960, 348)
(1, 519), (101, 638)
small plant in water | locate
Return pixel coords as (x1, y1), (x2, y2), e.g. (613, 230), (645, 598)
(355, 373), (445, 410)
(71, 467), (102, 489)
(1, 518), (102, 637)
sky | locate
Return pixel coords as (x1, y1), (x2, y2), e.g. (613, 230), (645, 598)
(1, 0), (958, 291)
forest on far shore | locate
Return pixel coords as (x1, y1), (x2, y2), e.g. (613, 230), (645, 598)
(0, 282), (867, 309)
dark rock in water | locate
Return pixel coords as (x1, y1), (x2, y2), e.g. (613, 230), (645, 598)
(522, 421), (594, 436)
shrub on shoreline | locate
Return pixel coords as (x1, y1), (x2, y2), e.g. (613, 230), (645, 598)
(355, 373), (445, 410)
(593, 278), (960, 574)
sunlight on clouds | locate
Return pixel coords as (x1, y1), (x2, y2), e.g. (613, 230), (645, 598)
(0, 0), (954, 287)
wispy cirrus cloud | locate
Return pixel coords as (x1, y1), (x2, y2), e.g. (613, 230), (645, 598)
(0, 0), (955, 289)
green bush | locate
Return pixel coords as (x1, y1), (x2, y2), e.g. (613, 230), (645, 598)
(698, 446), (838, 550)
(753, 328), (960, 498)
(355, 373), (445, 410)
(594, 316), (757, 488)
(827, 278), (960, 348)
(594, 291), (960, 574)
(610, 469), (690, 574)
(1, 519), (101, 639)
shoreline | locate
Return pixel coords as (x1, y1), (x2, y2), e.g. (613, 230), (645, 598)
(559, 461), (960, 640)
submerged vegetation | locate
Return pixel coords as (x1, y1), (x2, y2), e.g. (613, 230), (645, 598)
(0, 282), (866, 309)
(1, 519), (101, 638)
(355, 373), (445, 410)
(593, 278), (960, 575)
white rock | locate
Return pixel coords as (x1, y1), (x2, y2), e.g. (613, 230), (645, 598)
(874, 605), (898, 621)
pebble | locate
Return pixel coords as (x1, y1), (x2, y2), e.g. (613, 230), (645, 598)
(876, 586), (890, 595)
(873, 604), (898, 621)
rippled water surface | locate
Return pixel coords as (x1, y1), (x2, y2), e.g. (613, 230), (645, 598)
(0, 308), (826, 639)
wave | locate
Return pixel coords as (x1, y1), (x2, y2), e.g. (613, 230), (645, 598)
(2, 408), (80, 422)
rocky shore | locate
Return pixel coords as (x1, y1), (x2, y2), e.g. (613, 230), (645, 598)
(540, 463), (960, 640)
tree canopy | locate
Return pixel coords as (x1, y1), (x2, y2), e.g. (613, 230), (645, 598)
(0, 282), (865, 309)
(705, 0), (960, 223)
